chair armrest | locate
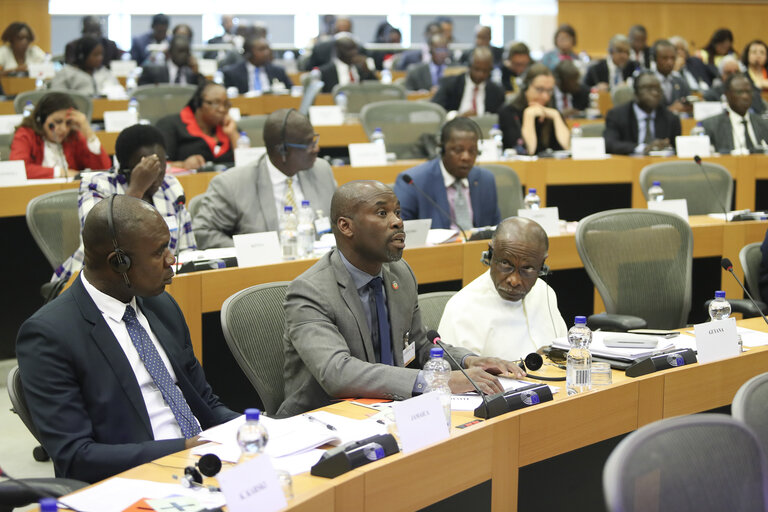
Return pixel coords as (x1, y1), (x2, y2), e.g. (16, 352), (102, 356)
(0, 478), (89, 509)
(587, 313), (647, 332)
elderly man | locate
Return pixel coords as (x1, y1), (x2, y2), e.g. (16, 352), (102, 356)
(17, 195), (238, 482)
(404, 33), (450, 92)
(431, 46), (505, 116)
(583, 34), (640, 91)
(603, 71), (681, 155)
(277, 180), (523, 416)
(222, 36), (293, 93)
(318, 36), (376, 93)
(704, 55), (765, 114)
(394, 117), (500, 230)
(395, 21), (444, 71)
(652, 39), (691, 114)
(702, 72), (768, 153)
(438, 217), (567, 361)
(193, 109), (336, 248)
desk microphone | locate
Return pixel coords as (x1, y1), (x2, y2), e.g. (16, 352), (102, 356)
(0, 466), (85, 512)
(401, 174), (469, 242)
(426, 329), (490, 419)
(721, 257), (768, 326)
(693, 156), (750, 221)
(173, 194), (186, 273)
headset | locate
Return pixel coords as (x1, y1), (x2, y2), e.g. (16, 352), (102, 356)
(278, 108), (297, 161)
(480, 245), (550, 277)
(107, 194), (132, 287)
(437, 117), (483, 155)
(173, 453), (222, 492)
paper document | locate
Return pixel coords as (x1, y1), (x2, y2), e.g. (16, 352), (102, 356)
(552, 332), (676, 361)
(426, 228), (460, 245)
(177, 247), (237, 264)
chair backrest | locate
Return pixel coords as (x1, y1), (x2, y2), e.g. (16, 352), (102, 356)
(221, 282), (290, 415)
(639, 161), (733, 215)
(575, 209), (693, 329)
(417, 291), (456, 332)
(298, 80), (325, 116)
(25, 189), (81, 271)
(359, 100), (446, 159)
(131, 84), (197, 126)
(603, 414), (768, 512)
(0, 133), (12, 160)
(734, 372), (768, 459)
(579, 122), (605, 138)
(7, 365), (44, 446)
(740, 242), (764, 302)
(187, 194), (205, 220)
(237, 115), (268, 147)
(469, 114), (500, 138)
(611, 84), (635, 107)
(332, 82), (406, 114)
(481, 164), (524, 219)
(14, 89), (94, 121)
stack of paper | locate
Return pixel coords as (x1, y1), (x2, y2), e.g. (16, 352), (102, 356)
(551, 332), (676, 362)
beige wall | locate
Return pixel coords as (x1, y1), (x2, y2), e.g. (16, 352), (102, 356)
(1, 0), (51, 53)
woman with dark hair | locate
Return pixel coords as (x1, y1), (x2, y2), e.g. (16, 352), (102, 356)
(541, 24), (578, 70)
(699, 28), (736, 69)
(50, 36), (123, 96)
(9, 92), (111, 179)
(742, 40), (768, 89)
(155, 80), (239, 169)
(0, 22), (46, 75)
(498, 63), (570, 155)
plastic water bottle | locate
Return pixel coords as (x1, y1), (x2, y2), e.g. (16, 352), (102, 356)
(566, 316), (592, 395)
(314, 209), (332, 236)
(237, 131), (250, 149)
(571, 123), (583, 139)
(297, 200), (316, 259)
(524, 188), (541, 210)
(648, 181), (664, 202)
(309, 67), (322, 84)
(127, 97), (139, 115)
(279, 206), (298, 261)
(213, 70), (224, 85)
(22, 101), (34, 118)
(489, 124), (503, 157)
(371, 127), (385, 148)
(380, 68), (392, 84)
(691, 122), (706, 137)
(708, 290), (731, 321)
(237, 408), (269, 463)
(335, 91), (348, 116)
(423, 347), (452, 430)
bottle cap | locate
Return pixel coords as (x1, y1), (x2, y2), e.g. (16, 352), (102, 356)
(715, 290), (726, 298)
(574, 315), (587, 325)
(652, 181), (660, 186)
(528, 188), (536, 194)
(284, 205), (293, 213)
(301, 200), (310, 207)
(39, 497), (58, 511)
(492, 123), (499, 129)
(240, 131), (247, 136)
(429, 347), (444, 358)
(245, 408), (261, 421)
(375, 127), (382, 132)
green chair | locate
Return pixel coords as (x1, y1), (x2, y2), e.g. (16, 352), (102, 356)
(418, 291), (457, 332)
(237, 115), (268, 147)
(14, 89), (93, 121)
(639, 161), (733, 215)
(0, 133), (12, 160)
(481, 163), (524, 219)
(740, 242), (765, 302)
(331, 82), (406, 114)
(470, 114), (500, 138)
(359, 100), (446, 159)
(579, 122), (605, 138)
(131, 84), (197, 126)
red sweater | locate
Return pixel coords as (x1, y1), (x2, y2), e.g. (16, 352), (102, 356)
(9, 126), (112, 179)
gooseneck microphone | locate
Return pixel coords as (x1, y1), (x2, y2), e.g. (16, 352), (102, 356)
(0, 466), (85, 512)
(426, 329), (490, 419)
(693, 156), (750, 222)
(721, 257), (768, 326)
(401, 174), (470, 242)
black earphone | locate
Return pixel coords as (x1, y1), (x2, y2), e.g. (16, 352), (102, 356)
(518, 352), (566, 382)
(278, 108), (296, 161)
(480, 245), (550, 277)
(107, 195), (132, 286)
(174, 453), (222, 491)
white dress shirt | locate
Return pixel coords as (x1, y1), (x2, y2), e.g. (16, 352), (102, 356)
(725, 104), (761, 151)
(607, 58), (622, 88)
(267, 155), (306, 217)
(458, 74), (486, 115)
(167, 60), (189, 85)
(333, 58), (359, 87)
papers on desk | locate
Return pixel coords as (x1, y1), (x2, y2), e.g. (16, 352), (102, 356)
(738, 327), (768, 347)
(177, 247), (237, 264)
(708, 210), (768, 221)
(552, 332), (678, 362)
(426, 228), (461, 245)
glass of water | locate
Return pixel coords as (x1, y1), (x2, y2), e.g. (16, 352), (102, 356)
(591, 362), (612, 387)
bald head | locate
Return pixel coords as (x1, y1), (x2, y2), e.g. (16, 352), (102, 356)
(493, 217), (548, 252)
(331, 180), (389, 231)
(489, 217), (549, 302)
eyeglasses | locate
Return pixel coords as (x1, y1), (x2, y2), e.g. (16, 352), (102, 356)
(202, 99), (232, 110)
(533, 86), (554, 95)
(284, 134), (320, 151)
(492, 260), (541, 278)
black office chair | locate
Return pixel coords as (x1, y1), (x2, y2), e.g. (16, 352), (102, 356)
(0, 478), (89, 512)
(7, 366), (49, 462)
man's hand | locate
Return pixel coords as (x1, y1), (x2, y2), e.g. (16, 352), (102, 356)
(184, 435), (206, 449)
(465, 355), (526, 379)
(448, 368), (506, 395)
(646, 138), (671, 152)
(126, 154), (163, 198)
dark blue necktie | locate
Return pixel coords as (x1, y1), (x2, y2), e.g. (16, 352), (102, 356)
(123, 305), (201, 438)
(254, 67), (262, 91)
(369, 277), (394, 365)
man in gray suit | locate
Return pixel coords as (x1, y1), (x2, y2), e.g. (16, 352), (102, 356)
(192, 109), (337, 249)
(702, 73), (768, 154)
(404, 33), (450, 92)
(277, 180), (524, 417)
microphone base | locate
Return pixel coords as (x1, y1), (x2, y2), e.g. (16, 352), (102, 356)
(311, 434), (399, 478)
(625, 348), (696, 378)
(473, 383), (553, 419)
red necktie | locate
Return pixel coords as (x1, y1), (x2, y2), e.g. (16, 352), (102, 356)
(349, 68), (355, 83)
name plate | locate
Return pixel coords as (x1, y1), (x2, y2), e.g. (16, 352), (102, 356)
(517, 206), (560, 237)
(28, 62), (55, 79)
(476, 139), (501, 162)
(218, 455), (287, 512)
(675, 135), (711, 158)
(103, 110), (138, 133)
(109, 59), (137, 77)
(403, 219), (431, 248)
(233, 231), (282, 267)
(647, 199), (689, 221)
(234, 147), (267, 167)
(0, 114), (23, 134)
(392, 392), (449, 453)
(197, 58), (218, 76)
(694, 317), (740, 363)
(571, 137), (606, 160)
(693, 101), (723, 121)
(309, 106), (344, 126)
(348, 142), (387, 167)
(0, 161), (27, 185)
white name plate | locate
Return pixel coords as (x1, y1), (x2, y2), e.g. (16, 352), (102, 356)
(0, 161), (27, 185)
(571, 137), (606, 160)
(103, 110), (138, 133)
(218, 454), (287, 512)
(694, 317), (740, 364)
(348, 142), (387, 167)
(234, 147), (267, 167)
(233, 231), (282, 267)
(476, 139), (501, 162)
(517, 206), (560, 237)
(675, 135), (711, 158)
(109, 59), (137, 77)
(693, 101), (723, 121)
(28, 62), (55, 79)
(647, 198), (689, 221)
(197, 58), (218, 76)
(403, 219), (431, 248)
(392, 392), (449, 453)
(309, 106), (344, 126)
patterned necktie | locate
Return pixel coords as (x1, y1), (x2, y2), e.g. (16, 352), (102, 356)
(369, 277), (393, 365)
(643, 115), (655, 145)
(742, 119), (755, 151)
(452, 181), (473, 229)
(253, 67), (262, 91)
(123, 305), (200, 439)
(284, 177), (297, 209)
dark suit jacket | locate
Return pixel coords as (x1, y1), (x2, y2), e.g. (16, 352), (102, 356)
(395, 49), (425, 71)
(686, 56), (716, 86)
(583, 59), (640, 88)
(130, 32), (169, 65)
(701, 112), (768, 153)
(704, 82), (766, 114)
(65, 37), (124, 68)
(317, 61), (376, 93)
(431, 73), (506, 114)
(658, 72), (691, 105)
(222, 61), (293, 94)
(305, 39), (367, 71)
(16, 276), (238, 483)
(603, 101), (682, 155)
(459, 46), (504, 67)
(137, 63), (202, 86)
(393, 158), (501, 229)
(404, 62), (436, 91)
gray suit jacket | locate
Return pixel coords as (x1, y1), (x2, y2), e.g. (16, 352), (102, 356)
(701, 112), (768, 153)
(405, 62), (434, 91)
(277, 249), (472, 417)
(192, 155), (337, 249)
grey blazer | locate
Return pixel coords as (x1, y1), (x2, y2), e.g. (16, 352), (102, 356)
(701, 112), (768, 153)
(277, 249), (472, 417)
(192, 155), (337, 249)
(405, 62), (434, 91)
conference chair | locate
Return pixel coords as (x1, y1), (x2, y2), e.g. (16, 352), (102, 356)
(575, 209), (693, 331)
(481, 164), (524, 219)
(221, 282), (290, 416)
(639, 161), (733, 215)
(332, 82), (406, 114)
(0, 478), (89, 512)
(298, 79), (325, 116)
(359, 100), (447, 159)
(603, 414), (768, 512)
(733, 372), (768, 458)
(578, 122), (605, 138)
(469, 114), (500, 138)
(131, 84), (197, 126)
(610, 84), (635, 107)
(236, 115), (268, 147)
(14, 89), (94, 122)
(186, 194), (204, 220)
(7, 366), (48, 462)
(0, 133), (11, 160)
(417, 291), (456, 332)
(740, 242), (765, 302)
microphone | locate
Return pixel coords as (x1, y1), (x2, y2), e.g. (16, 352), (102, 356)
(693, 156), (749, 222)
(426, 329), (490, 419)
(401, 174), (470, 242)
(0, 466), (84, 512)
(173, 194), (186, 274)
(721, 257), (768, 326)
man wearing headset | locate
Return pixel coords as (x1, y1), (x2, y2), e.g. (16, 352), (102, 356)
(438, 217), (568, 361)
(192, 108), (336, 249)
(17, 195), (238, 483)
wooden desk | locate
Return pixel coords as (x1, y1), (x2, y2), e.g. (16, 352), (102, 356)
(0, 76), (36, 96)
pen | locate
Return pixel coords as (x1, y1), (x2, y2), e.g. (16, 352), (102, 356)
(306, 414), (337, 431)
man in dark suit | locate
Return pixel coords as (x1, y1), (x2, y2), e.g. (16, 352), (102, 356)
(222, 37), (292, 94)
(628, 25), (651, 69)
(553, 60), (589, 116)
(653, 39), (691, 114)
(131, 13), (170, 65)
(16, 195), (238, 483)
(459, 26), (503, 67)
(404, 33), (449, 92)
(395, 21), (443, 71)
(703, 56), (766, 115)
(702, 73), (768, 153)
(431, 47), (505, 116)
(603, 71), (682, 155)
(584, 34), (640, 91)
(277, 179), (521, 416)
(138, 36), (201, 86)
(65, 16), (124, 68)
(305, 17), (366, 71)
(318, 36), (376, 93)
(394, 117), (501, 230)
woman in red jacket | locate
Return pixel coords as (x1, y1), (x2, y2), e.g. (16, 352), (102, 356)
(9, 91), (111, 179)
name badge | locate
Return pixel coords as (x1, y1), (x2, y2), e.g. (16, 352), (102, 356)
(402, 330), (415, 366)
